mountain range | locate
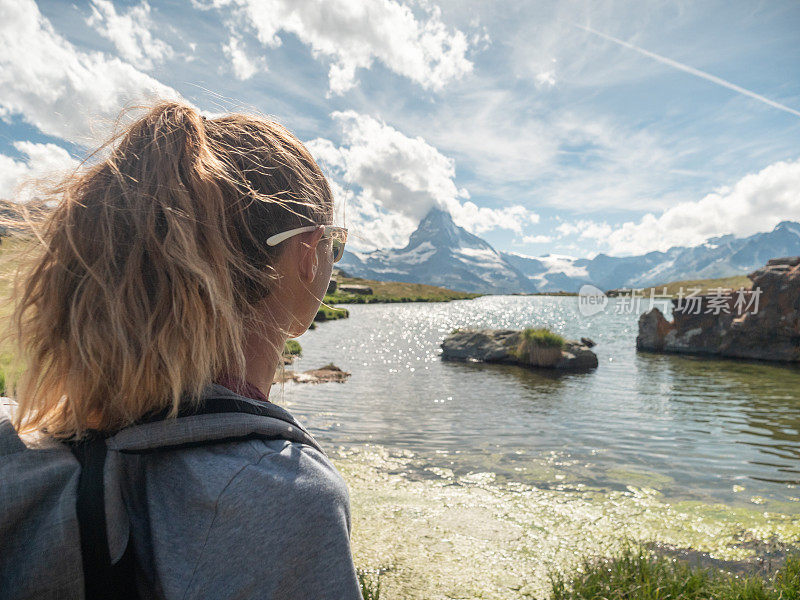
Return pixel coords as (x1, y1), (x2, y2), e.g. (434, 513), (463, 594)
(339, 207), (800, 293)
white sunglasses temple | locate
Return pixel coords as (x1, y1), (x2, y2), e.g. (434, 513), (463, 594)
(265, 225), (320, 247)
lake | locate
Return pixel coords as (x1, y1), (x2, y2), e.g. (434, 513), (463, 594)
(277, 295), (800, 597)
(285, 295), (800, 508)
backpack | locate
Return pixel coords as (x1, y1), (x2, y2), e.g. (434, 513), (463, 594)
(0, 386), (323, 600)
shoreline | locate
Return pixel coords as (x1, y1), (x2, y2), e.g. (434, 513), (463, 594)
(335, 444), (800, 600)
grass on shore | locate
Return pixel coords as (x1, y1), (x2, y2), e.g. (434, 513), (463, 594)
(549, 546), (800, 600)
(517, 291), (579, 297)
(0, 356), (21, 397)
(283, 340), (302, 357)
(634, 275), (753, 298)
(0, 236), (27, 396)
(315, 304), (350, 321)
(354, 547), (800, 600)
(325, 274), (481, 304)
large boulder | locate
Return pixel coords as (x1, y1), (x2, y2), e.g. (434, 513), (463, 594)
(555, 341), (600, 370)
(441, 329), (598, 371)
(636, 256), (800, 362)
(441, 329), (519, 362)
(636, 308), (675, 352)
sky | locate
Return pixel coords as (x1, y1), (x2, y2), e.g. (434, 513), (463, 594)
(0, 0), (799, 258)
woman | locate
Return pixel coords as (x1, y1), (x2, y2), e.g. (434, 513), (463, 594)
(6, 102), (361, 598)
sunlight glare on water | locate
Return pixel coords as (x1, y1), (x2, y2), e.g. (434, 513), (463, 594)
(285, 296), (800, 507)
(275, 295), (800, 598)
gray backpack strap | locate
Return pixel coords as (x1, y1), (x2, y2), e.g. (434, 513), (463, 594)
(68, 434), (139, 600)
(107, 394), (324, 456)
(70, 394), (321, 599)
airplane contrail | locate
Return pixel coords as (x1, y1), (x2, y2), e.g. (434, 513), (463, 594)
(576, 24), (800, 119)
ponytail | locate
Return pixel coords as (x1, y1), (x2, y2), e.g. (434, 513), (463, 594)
(4, 101), (333, 437)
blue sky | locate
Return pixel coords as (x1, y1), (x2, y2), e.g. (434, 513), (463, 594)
(1, 0), (799, 258)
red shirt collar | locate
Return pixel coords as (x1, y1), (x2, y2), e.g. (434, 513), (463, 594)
(214, 374), (270, 404)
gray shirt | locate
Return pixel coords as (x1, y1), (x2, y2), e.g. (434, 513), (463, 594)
(1, 385), (361, 599)
(108, 386), (363, 599)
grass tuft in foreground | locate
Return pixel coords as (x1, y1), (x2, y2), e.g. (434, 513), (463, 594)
(357, 567), (394, 600)
(357, 569), (381, 600)
(549, 546), (800, 600)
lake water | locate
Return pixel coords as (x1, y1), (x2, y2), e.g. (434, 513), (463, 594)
(284, 295), (800, 508)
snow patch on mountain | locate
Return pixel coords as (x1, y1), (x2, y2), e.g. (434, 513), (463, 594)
(536, 254), (589, 278)
(404, 241), (437, 264)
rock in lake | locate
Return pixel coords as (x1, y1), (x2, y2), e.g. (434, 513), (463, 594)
(441, 329), (598, 371)
(636, 256), (800, 362)
(274, 363), (351, 384)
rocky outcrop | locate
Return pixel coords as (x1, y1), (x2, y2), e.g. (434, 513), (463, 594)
(441, 329), (598, 371)
(338, 284), (373, 295)
(637, 256), (800, 362)
(636, 309), (676, 352)
(274, 363), (351, 384)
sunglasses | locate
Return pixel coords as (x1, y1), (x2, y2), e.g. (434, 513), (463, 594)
(265, 224), (348, 263)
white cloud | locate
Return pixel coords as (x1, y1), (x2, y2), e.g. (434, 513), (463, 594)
(535, 70), (556, 88)
(384, 80), (689, 215)
(0, 0), (182, 146)
(522, 234), (553, 244)
(200, 0), (473, 94)
(556, 222), (579, 236)
(0, 141), (80, 202)
(505, 1), (691, 94)
(389, 1), (794, 223)
(86, 0), (174, 70)
(306, 111), (539, 249)
(562, 158), (800, 255)
(454, 202), (539, 236)
(222, 35), (266, 80)
(558, 220), (613, 241)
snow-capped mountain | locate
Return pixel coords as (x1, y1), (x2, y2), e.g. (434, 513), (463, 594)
(339, 208), (536, 293)
(564, 220), (800, 291)
(339, 209), (800, 293)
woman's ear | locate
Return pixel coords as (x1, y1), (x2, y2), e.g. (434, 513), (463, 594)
(297, 227), (324, 284)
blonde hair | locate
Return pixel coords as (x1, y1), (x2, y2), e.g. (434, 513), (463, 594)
(3, 101), (333, 437)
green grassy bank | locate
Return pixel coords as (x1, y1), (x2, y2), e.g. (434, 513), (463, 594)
(0, 236), (26, 395)
(357, 543), (800, 600)
(325, 274), (481, 304)
(315, 304), (350, 322)
(550, 546), (800, 600)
